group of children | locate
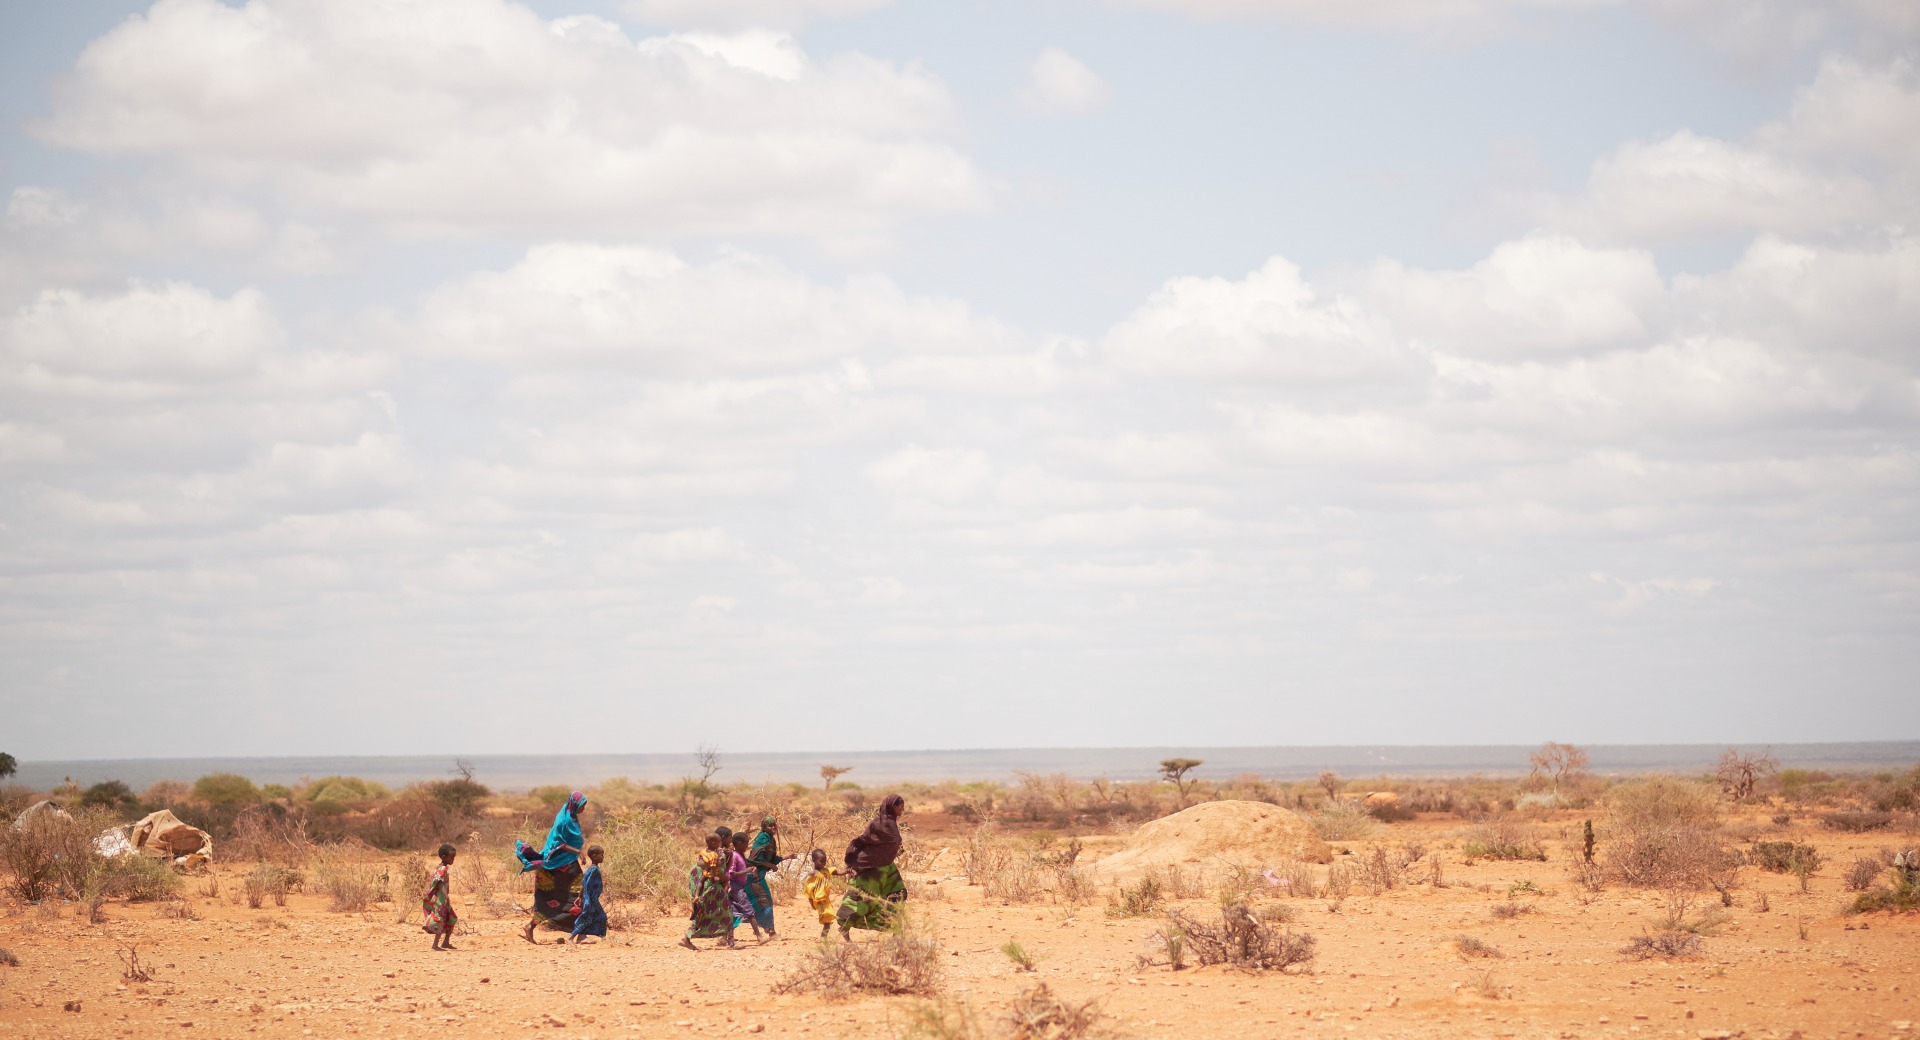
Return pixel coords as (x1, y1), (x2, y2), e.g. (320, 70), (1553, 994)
(420, 841), (612, 950)
(416, 827), (834, 951)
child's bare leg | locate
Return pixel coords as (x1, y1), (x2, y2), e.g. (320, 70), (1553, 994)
(521, 915), (538, 944)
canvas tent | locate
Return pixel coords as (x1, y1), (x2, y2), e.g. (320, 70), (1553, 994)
(98, 810), (213, 869)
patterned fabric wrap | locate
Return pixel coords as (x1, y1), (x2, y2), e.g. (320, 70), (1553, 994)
(421, 863), (457, 935)
(835, 864), (907, 932)
(529, 862), (581, 928)
(687, 851), (731, 939)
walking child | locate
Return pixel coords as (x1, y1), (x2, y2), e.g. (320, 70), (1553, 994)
(569, 844), (607, 944)
(727, 832), (764, 942)
(803, 848), (835, 938)
(682, 833), (733, 950)
(422, 843), (458, 951)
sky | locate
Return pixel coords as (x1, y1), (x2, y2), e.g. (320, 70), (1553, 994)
(2, 0), (1917, 761)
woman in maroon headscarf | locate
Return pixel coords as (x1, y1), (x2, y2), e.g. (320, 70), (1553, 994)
(835, 794), (907, 937)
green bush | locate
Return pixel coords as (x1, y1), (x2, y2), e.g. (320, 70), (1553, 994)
(1752, 841), (1822, 874)
(192, 773), (261, 805)
(421, 779), (490, 817)
(299, 776), (390, 803)
(260, 784), (293, 801)
(596, 807), (696, 910)
(81, 781), (140, 816)
(97, 855), (180, 902)
(1847, 879), (1918, 914)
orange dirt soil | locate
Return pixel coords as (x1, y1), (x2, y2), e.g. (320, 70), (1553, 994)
(2, 811), (1914, 1039)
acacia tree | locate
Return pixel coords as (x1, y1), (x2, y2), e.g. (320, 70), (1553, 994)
(1528, 742), (1591, 792)
(819, 765), (853, 792)
(0, 752), (14, 781)
(1715, 748), (1777, 802)
(1159, 758), (1203, 809)
(1317, 770), (1341, 801)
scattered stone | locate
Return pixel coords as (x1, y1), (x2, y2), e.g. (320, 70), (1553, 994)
(64, 1000), (82, 1012)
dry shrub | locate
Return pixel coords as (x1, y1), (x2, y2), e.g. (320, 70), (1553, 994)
(243, 869), (266, 909)
(965, 828), (1085, 905)
(227, 806), (312, 866)
(97, 853), (181, 903)
(1621, 930), (1702, 959)
(1323, 861), (1353, 901)
(1105, 874), (1163, 918)
(1004, 982), (1103, 1040)
(1845, 857), (1884, 892)
(1267, 856), (1316, 898)
(0, 948), (17, 967)
(1359, 847), (1401, 894)
(352, 798), (454, 851)
(1460, 817), (1546, 861)
(1823, 812), (1894, 833)
(1310, 800), (1378, 841)
(157, 899), (200, 921)
(1604, 779), (1731, 890)
(773, 913), (941, 998)
(1751, 841), (1822, 875)
(393, 856), (431, 923)
(1489, 901), (1534, 920)
(313, 850), (390, 912)
(1168, 901), (1315, 972)
(1847, 879), (1919, 914)
(1454, 934), (1503, 958)
(1, 805), (104, 901)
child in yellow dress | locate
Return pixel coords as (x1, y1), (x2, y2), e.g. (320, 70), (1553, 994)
(803, 848), (836, 938)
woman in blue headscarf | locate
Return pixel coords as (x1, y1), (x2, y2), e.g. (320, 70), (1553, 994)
(517, 791), (587, 943)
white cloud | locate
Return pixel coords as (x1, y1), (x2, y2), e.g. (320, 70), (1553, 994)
(1019, 48), (1113, 116)
(1364, 234), (1665, 357)
(1540, 130), (1884, 242)
(413, 243), (1012, 374)
(618, 0), (892, 32)
(867, 445), (994, 502)
(623, 527), (741, 562)
(1104, 256), (1419, 382)
(2, 281), (282, 390)
(34, 0), (986, 238)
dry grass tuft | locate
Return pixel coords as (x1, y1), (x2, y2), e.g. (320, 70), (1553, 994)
(1454, 934), (1504, 958)
(1620, 930), (1702, 959)
(0, 948), (18, 967)
(1488, 901), (1534, 920)
(774, 913), (941, 998)
(1104, 874), (1163, 918)
(999, 940), (1036, 972)
(1169, 901), (1315, 972)
(1003, 982), (1104, 1040)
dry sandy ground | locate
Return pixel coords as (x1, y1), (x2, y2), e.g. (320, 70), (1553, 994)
(2, 814), (1914, 1040)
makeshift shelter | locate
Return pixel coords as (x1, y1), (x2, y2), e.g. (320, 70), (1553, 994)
(10, 800), (72, 828)
(104, 810), (213, 869)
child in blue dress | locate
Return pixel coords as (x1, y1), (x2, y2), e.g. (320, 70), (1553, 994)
(569, 844), (608, 944)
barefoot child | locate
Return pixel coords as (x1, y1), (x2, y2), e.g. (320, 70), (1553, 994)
(681, 834), (733, 950)
(422, 843), (458, 951)
(803, 848), (835, 938)
(569, 844), (607, 944)
(727, 832), (764, 942)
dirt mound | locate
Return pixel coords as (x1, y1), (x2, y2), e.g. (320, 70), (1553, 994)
(1091, 800), (1331, 881)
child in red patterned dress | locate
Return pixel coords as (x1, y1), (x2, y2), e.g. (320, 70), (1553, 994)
(422, 843), (459, 951)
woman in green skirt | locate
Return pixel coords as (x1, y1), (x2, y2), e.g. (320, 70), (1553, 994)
(836, 794), (907, 938)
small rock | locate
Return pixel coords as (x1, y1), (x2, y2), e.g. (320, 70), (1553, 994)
(1891, 1023), (1912, 1033)
(750, 1026), (765, 1034)
(382, 971), (396, 978)
(64, 1001), (83, 1013)
(1697, 1032), (1732, 1040)
(1687, 1010), (1695, 1019)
